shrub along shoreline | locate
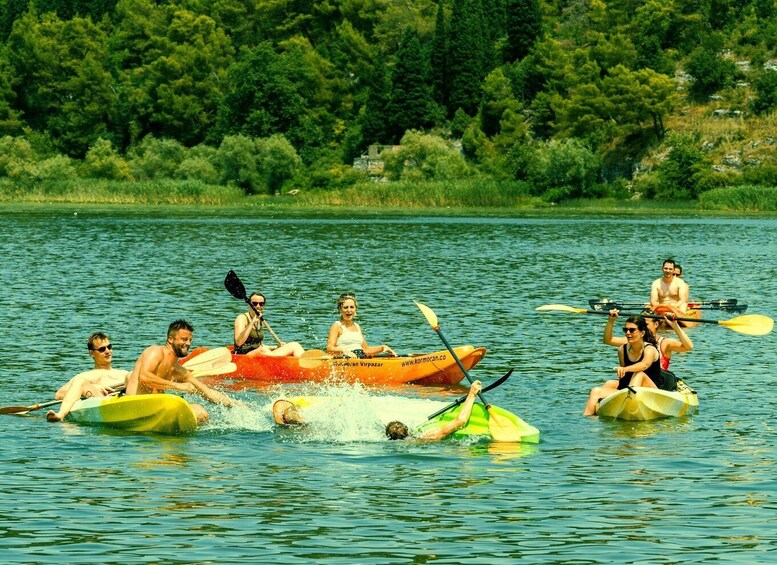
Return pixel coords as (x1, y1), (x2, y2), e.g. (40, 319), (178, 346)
(1, 178), (776, 213)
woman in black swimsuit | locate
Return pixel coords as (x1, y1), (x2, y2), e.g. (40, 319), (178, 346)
(583, 311), (662, 416)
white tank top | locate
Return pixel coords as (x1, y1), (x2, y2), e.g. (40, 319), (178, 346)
(335, 321), (364, 352)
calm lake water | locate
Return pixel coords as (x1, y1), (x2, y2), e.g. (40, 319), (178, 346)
(1, 206), (775, 563)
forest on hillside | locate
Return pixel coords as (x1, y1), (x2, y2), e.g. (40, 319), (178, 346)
(0, 0), (775, 201)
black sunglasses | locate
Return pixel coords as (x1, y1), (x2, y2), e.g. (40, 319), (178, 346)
(91, 343), (113, 353)
(622, 327), (638, 334)
(251, 300), (265, 306)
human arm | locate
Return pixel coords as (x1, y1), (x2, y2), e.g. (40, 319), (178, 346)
(420, 380), (482, 440)
(603, 309), (626, 346)
(650, 280), (660, 308)
(136, 348), (196, 394)
(614, 345), (659, 378)
(361, 340), (397, 358)
(187, 377), (244, 407)
(662, 314), (693, 354)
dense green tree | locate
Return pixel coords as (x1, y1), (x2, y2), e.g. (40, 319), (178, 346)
(448, 0), (488, 114)
(359, 54), (392, 146)
(82, 138), (132, 180)
(255, 134), (302, 194)
(685, 37), (737, 99)
(430, 0), (449, 107)
(6, 11), (116, 156)
(479, 67), (521, 138)
(0, 55), (23, 135)
(34, 0), (118, 20)
(386, 28), (438, 142)
(505, 0), (541, 62)
(0, 0), (30, 40)
(111, 1), (234, 146)
(751, 69), (777, 114)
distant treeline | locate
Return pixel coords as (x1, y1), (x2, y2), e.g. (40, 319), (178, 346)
(0, 0), (775, 201)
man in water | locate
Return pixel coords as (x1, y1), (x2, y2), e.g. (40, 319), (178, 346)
(271, 380), (484, 441)
(385, 380), (482, 440)
(124, 320), (241, 424)
(650, 258), (689, 314)
(47, 332), (129, 422)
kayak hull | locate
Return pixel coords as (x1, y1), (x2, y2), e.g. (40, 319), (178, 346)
(597, 386), (699, 421)
(184, 345), (486, 386)
(67, 394), (198, 434)
(426, 403), (540, 443)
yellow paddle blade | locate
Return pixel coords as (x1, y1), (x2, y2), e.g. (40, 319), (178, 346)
(414, 301), (439, 328)
(719, 314), (774, 336)
(535, 304), (588, 313)
(298, 349), (331, 369)
(487, 409), (525, 442)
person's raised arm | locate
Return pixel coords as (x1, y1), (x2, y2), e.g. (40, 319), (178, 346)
(603, 309), (624, 346)
(420, 380), (482, 440)
(663, 314), (693, 353)
(234, 312), (259, 347)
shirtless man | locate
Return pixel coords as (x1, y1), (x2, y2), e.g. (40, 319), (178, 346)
(124, 320), (240, 424)
(650, 258), (689, 314)
(47, 332), (129, 422)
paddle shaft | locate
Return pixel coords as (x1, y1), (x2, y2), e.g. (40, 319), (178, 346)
(583, 309), (720, 325)
(1, 385), (127, 415)
(432, 326), (490, 406)
(427, 369), (513, 420)
(225, 270), (284, 346)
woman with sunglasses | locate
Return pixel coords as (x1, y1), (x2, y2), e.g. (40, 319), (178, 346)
(604, 309), (694, 371)
(234, 292), (304, 357)
(326, 293), (396, 358)
(583, 311), (663, 416)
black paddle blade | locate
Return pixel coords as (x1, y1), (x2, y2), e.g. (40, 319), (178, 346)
(426, 369), (514, 420)
(224, 270), (248, 301)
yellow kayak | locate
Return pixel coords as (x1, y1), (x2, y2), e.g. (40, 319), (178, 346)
(597, 385), (699, 421)
(67, 394), (198, 434)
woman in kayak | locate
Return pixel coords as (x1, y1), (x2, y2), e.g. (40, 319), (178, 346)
(604, 308), (694, 371)
(583, 311), (663, 416)
(326, 293), (396, 359)
(234, 292), (304, 357)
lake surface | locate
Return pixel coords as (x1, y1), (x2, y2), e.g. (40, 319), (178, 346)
(1, 206), (775, 563)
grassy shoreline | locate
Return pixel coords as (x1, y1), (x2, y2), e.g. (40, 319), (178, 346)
(1, 178), (776, 215)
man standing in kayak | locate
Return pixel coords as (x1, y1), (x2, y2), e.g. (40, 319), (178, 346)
(124, 320), (241, 423)
(46, 332), (129, 422)
(650, 258), (689, 315)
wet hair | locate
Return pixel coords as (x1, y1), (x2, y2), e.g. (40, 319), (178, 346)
(282, 405), (304, 426)
(87, 332), (109, 351)
(386, 421), (409, 440)
(663, 258), (676, 268)
(337, 293), (358, 310)
(624, 315), (657, 346)
(167, 319), (193, 338)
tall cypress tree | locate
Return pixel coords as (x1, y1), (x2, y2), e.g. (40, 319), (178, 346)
(430, 1), (449, 109)
(386, 28), (436, 142)
(505, 0), (542, 62)
(447, 0), (488, 115)
(359, 54), (392, 146)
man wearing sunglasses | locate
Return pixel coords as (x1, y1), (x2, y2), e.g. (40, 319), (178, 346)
(47, 332), (129, 422)
(124, 320), (242, 424)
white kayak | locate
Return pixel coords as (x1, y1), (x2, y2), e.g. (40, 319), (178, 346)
(597, 384), (698, 421)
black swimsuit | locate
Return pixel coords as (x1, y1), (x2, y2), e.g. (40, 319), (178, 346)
(235, 314), (264, 355)
(618, 344), (663, 389)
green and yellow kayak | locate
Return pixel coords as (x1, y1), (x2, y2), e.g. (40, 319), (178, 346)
(421, 402), (540, 443)
(67, 394), (198, 434)
(597, 386), (699, 421)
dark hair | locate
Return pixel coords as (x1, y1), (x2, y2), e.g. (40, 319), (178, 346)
(249, 292), (266, 303)
(87, 332), (109, 350)
(674, 264), (682, 275)
(386, 421), (409, 440)
(167, 319), (193, 337)
(663, 258), (676, 268)
(624, 315), (657, 346)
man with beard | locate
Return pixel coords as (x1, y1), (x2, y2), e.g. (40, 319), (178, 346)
(124, 320), (240, 423)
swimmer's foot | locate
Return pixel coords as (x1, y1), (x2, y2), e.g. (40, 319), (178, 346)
(46, 410), (63, 422)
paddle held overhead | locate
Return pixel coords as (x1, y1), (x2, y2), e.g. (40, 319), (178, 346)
(536, 304), (774, 336)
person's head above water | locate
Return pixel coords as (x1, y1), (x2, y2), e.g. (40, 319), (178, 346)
(385, 420), (409, 440)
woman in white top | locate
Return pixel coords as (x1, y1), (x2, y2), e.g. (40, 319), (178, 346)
(326, 293), (397, 358)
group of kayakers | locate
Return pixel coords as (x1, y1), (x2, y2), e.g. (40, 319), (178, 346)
(234, 292), (396, 359)
(584, 258), (695, 416)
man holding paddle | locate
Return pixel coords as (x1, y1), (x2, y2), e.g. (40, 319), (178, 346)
(124, 320), (241, 424)
(46, 332), (129, 422)
(650, 258), (689, 315)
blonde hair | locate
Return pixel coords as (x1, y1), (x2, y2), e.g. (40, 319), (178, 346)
(337, 293), (357, 310)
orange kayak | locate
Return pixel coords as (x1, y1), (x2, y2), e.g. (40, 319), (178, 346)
(183, 345), (486, 385)
(654, 305), (701, 328)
